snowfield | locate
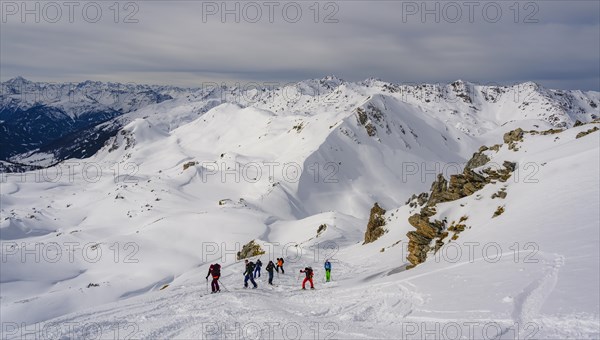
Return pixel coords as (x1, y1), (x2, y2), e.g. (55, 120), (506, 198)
(1, 78), (599, 339)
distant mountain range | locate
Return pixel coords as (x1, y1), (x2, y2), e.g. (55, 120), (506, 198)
(1, 76), (598, 171)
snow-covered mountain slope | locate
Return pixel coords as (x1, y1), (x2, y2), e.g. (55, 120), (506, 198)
(1, 77), (599, 339)
(382, 123), (600, 325)
(2, 76), (598, 167)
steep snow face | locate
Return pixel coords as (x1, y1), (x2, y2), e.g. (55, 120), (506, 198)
(0, 77), (599, 339)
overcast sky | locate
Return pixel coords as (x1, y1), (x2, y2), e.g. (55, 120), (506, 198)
(1, 1), (599, 90)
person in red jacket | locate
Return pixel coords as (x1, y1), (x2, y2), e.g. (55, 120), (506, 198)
(206, 263), (221, 293)
(299, 266), (314, 290)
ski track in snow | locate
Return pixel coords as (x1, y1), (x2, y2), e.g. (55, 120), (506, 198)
(508, 254), (565, 333)
(21, 259), (419, 339)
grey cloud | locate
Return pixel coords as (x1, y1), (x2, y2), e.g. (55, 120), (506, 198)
(0, 1), (598, 90)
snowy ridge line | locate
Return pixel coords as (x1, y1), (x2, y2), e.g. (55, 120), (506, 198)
(2, 76), (598, 167)
(3, 77), (598, 109)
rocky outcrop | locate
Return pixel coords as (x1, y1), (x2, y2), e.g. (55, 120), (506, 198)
(406, 192), (429, 208)
(363, 203), (387, 244)
(576, 126), (599, 139)
(317, 224), (327, 237)
(504, 128), (524, 151)
(182, 161), (198, 171)
(356, 104), (390, 138)
(465, 146), (491, 170)
(491, 187), (507, 199)
(236, 240), (265, 260)
(529, 128), (563, 136)
(406, 206), (448, 268)
(108, 129), (135, 153)
(405, 149), (517, 268)
(493, 206), (505, 218)
(356, 107), (378, 137)
(427, 169), (488, 206)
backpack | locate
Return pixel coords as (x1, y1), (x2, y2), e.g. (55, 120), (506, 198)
(306, 267), (313, 278)
(212, 263), (221, 276)
(281, 258), (285, 264)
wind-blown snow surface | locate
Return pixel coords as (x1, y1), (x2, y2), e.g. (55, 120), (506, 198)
(1, 81), (599, 339)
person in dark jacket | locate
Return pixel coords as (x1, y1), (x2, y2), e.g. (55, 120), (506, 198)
(243, 259), (258, 288)
(254, 259), (262, 278)
(265, 260), (275, 285)
(299, 266), (314, 290)
(206, 263), (221, 293)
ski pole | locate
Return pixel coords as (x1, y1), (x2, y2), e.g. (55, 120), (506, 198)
(219, 280), (228, 292)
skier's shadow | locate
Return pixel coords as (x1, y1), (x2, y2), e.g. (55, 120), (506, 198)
(386, 264), (409, 276)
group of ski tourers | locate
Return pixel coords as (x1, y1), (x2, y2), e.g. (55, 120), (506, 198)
(205, 258), (333, 293)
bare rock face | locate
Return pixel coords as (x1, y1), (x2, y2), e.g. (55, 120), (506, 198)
(182, 161), (198, 171)
(405, 149), (517, 268)
(236, 240), (265, 260)
(406, 192), (429, 208)
(465, 146), (491, 170)
(503, 128), (524, 151)
(427, 169), (488, 206)
(406, 209), (445, 268)
(107, 129), (135, 153)
(355, 104), (391, 138)
(503, 128), (524, 144)
(363, 203), (387, 244)
(492, 206), (505, 218)
(491, 188), (507, 199)
(576, 126), (599, 139)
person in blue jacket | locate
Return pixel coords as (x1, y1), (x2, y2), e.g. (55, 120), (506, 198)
(324, 259), (332, 282)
